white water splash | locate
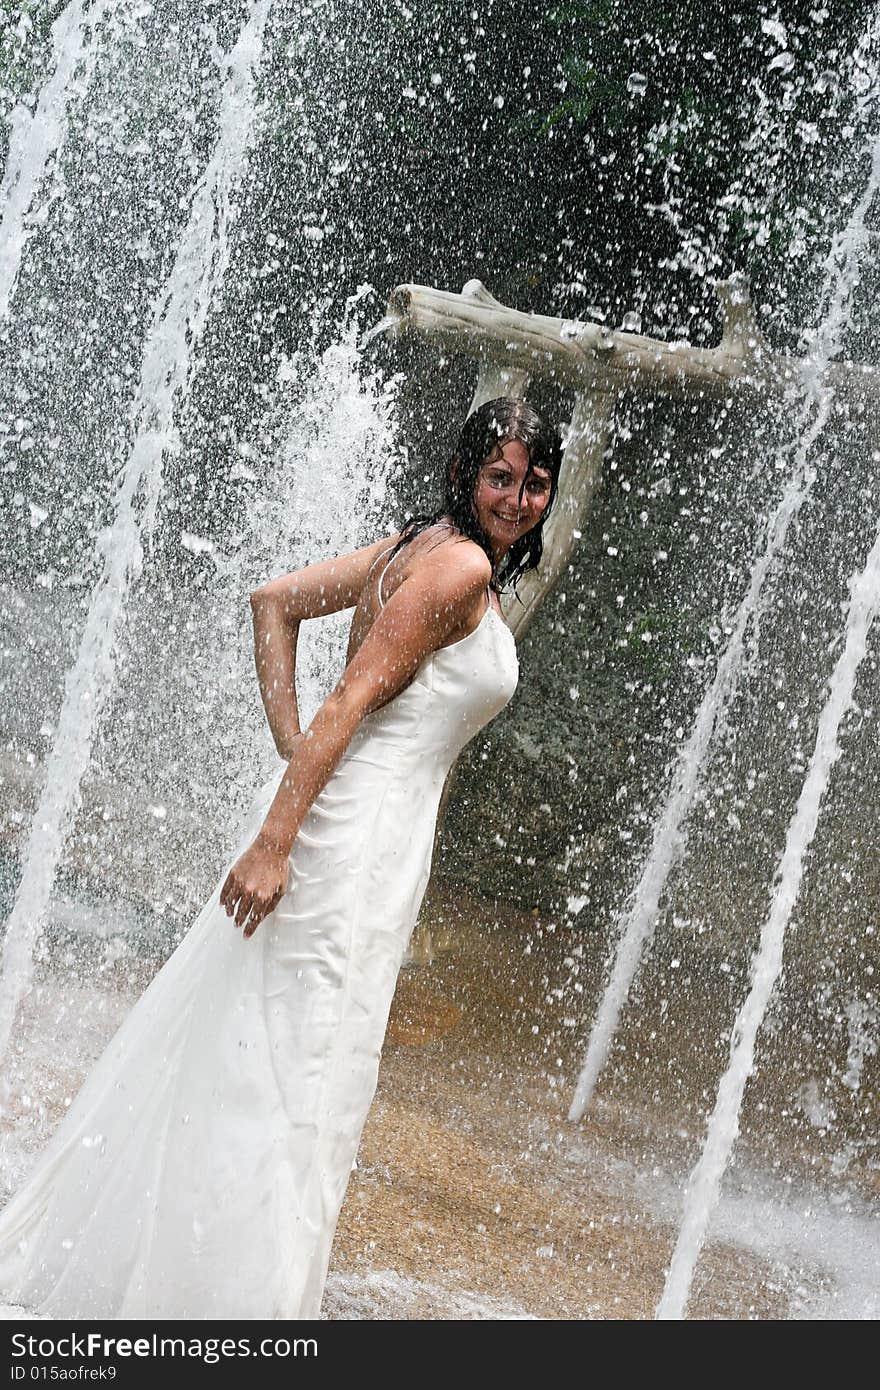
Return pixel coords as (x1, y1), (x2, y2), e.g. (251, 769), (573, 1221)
(198, 289), (405, 836)
(657, 518), (880, 1319)
(323, 1267), (538, 1320)
(264, 308), (404, 727)
(0, 0), (272, 1085)
(568, 130), (880, 1124)
(0, 309), (404, 1180)
(841, 997), (879, 1094)
(0, 0), (118, 320)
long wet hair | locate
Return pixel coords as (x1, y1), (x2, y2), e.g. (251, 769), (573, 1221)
(388, 397), (563, 595)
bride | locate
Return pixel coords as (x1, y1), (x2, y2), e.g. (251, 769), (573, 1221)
(0, 396), (561, 1319)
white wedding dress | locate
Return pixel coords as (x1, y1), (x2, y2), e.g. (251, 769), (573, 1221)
(0, 568), (519, 1319)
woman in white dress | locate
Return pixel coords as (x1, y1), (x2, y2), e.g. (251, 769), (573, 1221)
(0, 397), (561, 1319)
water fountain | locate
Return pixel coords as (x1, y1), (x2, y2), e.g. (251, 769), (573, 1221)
(0, 0), (878, 1320)
(378, 177), (880, 1315)
(0, 0), (272, 1077)
(0, 0), (119, 319)
(570, 131), (880, 1128)
(657, 516), (880, 1316)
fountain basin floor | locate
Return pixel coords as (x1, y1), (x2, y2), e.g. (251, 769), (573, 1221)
(0, 886), (877, 1321)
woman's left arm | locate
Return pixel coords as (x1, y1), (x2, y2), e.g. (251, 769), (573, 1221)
(221, 544), (492, 938)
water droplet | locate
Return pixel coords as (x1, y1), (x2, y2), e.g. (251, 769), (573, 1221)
(768, 50), (795, 74)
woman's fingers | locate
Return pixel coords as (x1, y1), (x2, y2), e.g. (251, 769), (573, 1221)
(241, 885), (286, 939)
(221, 872), (244, 920)
(220, 879), (236, 917)
(243, 901), (266, 939)
(234, 892), (254, 928)
(221, 846), (289, 936)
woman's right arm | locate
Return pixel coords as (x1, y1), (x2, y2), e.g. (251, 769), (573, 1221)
(250, 592), (302, 759)
(249, 531), (402, 758)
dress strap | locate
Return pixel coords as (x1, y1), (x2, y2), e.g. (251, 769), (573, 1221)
(371, 546), (397, 610)
(373, 540), (492, 612)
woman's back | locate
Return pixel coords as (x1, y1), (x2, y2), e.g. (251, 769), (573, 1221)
(346, 523), (503, 668)
(342, 580), (518, 772)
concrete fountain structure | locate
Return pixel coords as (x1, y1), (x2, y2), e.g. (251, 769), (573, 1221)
(382, 224), (880, 1316)
(383, 273), (880, 640)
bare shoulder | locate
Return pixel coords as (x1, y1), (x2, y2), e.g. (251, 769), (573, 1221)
(402, 526), (492, 601)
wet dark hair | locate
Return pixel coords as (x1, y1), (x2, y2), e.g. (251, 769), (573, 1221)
(389, 397), (563, 595)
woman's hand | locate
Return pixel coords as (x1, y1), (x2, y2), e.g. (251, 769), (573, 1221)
(220, 834), (289, 939)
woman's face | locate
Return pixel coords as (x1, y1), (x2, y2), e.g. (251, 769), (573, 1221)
(471, 439), (553, 558)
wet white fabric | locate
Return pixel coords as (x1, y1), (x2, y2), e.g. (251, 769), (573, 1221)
(0, 597), (518, 1319)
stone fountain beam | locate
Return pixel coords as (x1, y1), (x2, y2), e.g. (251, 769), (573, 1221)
(387, 272), (879, 638)
(387, 275), (773, 400)
(387, 275), (880, 406)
